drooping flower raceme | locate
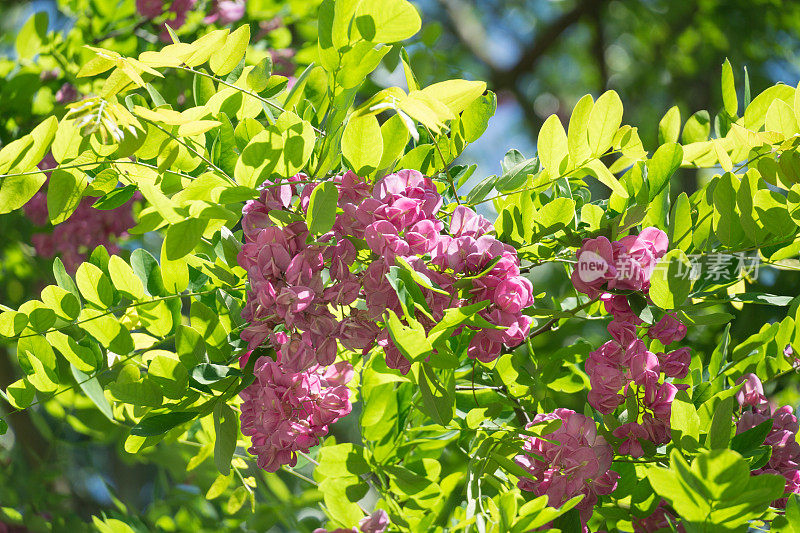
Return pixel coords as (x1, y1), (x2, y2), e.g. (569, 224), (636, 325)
(514, 409), (619, 527)
(735, 373), (800, 507)
(24, 154), (136, 273)
(573, 228), (691, 455)
(239, 170), (533, 376)
(239, 358), (353, 472)
(238, 170), (534, 472)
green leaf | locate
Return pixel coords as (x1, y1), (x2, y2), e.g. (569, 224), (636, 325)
(92, 185), (136, 210)
(247, 56), (273, 93)
(6, 378), (36, 409)
(538, 114), (568, 176)
(354, 0), (422, 43)
(339, 43), (390, 89)
(682, 110), (711, 144)
(18, 301), (55, 333)
(319, 476), (368, 526)
(148, 353), (188, 399)
(0, 171), (47, 215)
(342, 115), (383, 175)
(658, 105), (681, 145)
(131, 248), (166, 297)
(75, 262), (114, 309)
(567, 94), (593, 165)
(0, 310), (27, 338)
(315, 443), (371, 479)
(532, 198), (575, 238)
(461, 91), (497, 143)
(385, 310), (432, 362)
(647, 142), (683, 201)
(78, 308), (134, 355)
(210, 25), (250, 76)
(191, 363), (241, 385)
(0, 418), (7, 436)
(109, 377), (163, 407)
(707, 396), (734, 449)
(131, 411), (197, 437)
(649, 249), (693, 309)
(721, 59), (738, 117)
(668, 192), (692, 252)
(214, 402), (239, 475)
(496, 153), (539, 193)
(41, 285), (80, 321)
(731, 419), (773, 455)
(184, 29), (229, 68)
(744, 83), (795, 131)
(419, 79), (487, 115)
(47, 169), (88, 224)
(584, 159), (628, 198)
(587, 90), (623, 156)
(48, 331), (97, 371)
(193, 70), (216, 106)
(53, 257), (80, 301)
(17, 334), (59, 392)
(15, 11), (48, 60)
(377, 114), (410, 172)
(415, 363), (454, 426)
(306, 181), (339, 235)
(108, 255), (145, 301)
(226, 486), (248, 514)
(164, 218), (208, 260)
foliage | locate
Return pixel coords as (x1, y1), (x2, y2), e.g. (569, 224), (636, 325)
(1, 1), (800, 532)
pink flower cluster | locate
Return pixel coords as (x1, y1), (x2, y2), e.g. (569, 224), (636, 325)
(240, 358), (353, 472)
(514, 409), (619, 527)
(23, 155), (135, 273)
(239, 170), (533, 376)
(735, 373), (800, 507)
(238, 170), (533, 470)
(573, 228), (692, 457)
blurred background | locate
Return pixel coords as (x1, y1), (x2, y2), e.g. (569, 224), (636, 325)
(1, 0), (800, 531)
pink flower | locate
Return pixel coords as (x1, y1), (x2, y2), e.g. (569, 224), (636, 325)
(515, 409), (617, 526)
(658, 347), (690, 379)
(618, 226), (668, 274)
(649, 313), (687, 345)
(613, 423), (648, 458)
(644, 382), (677, 422)
(365, 220), (408, 261)
(55, 83), (79, 104)
(736, 373), (768, 409)
(630, 348), (660, 386)
(493, 276), (533, 314)
(607, 319), (638, 347)
(204, 0), (246, 24)
(405, 219), (442, 255)
(450, 205), (493, 238)
(240, 358), (352, 472)
(467, 331), (503, 363)
(359, 509), (389, 533)
(571, 236), (618, 297)
(588, 387), (625, 414)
